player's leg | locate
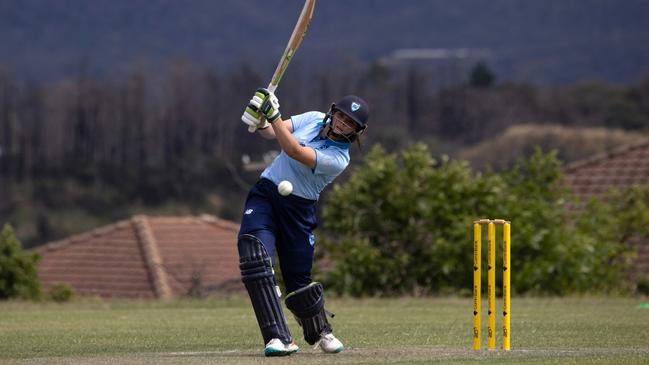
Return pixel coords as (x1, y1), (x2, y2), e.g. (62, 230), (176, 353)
(275, 197), (344, 353)
(284, 282), (343, 352)
(274, 196), (318, 295)
(238, 187), (297, 356)
(238, 234), (298, 356)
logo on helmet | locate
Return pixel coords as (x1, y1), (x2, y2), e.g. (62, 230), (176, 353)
(351, 102), (361, 112)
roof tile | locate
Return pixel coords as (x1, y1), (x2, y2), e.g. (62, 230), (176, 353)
(36, 215), (244, 299)
(564, 139), (649, 275)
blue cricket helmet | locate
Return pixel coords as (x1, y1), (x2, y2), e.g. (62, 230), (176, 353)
(332, 95), (369, 129)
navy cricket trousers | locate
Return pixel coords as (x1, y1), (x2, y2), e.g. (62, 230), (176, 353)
(238, 178), (318, 294)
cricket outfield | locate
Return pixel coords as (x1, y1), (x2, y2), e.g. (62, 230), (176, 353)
(1, 297), (648, 365)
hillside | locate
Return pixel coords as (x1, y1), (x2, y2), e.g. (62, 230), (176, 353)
(1, 0), (648, 83)
(459, 124), (649, 170)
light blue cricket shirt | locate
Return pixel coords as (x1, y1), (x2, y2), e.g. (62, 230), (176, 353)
(261, 111), (351, 201)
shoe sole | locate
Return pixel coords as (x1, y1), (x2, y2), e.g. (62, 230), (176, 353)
(322, 345), (344, 354)
(264, 348), (299, 357)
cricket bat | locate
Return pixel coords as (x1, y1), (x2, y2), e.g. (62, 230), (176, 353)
(248, 0), (317, 132)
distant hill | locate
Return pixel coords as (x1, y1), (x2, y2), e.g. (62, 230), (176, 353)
(1, 0), (649, 83)
(459, 124), (649, 170)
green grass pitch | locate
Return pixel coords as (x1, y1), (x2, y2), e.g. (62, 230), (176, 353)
(1, 297), (648, 364)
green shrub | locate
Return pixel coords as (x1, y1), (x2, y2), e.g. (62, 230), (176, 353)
(0, 224), (42, 300)
(319, 144), (633, 296)
(576, 185), (649, 295)
(636, 275), (649, 296)
(48, 283), (74, 302)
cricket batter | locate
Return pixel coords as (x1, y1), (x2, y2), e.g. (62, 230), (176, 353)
(238, 88), (369, 356)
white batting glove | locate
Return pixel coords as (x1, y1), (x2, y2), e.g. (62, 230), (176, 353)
(258, 89), (281, 123)
(241, 89), (270, 131)
(241, 92), (264, 131)
(248, 88), (281, 124)
(241, 108), (268, 130)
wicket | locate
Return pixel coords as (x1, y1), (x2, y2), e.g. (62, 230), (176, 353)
(472, 219), (511, 351)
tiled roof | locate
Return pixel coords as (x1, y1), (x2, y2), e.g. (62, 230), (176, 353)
(564, 139), (649, 275)
(35, 215), (243, 299)
(564, 139), (649, 201)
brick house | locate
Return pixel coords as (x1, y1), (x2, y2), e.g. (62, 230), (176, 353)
(564, 139), (649, 274)
(36, 215), (243, 299)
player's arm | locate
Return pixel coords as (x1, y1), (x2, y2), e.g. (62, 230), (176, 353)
(269, 116), (316, 168)
(242, 88), (316, 168)
(257, 119), (293, 139)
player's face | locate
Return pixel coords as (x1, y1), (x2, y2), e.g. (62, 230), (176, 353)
(331, 111), (360, 135)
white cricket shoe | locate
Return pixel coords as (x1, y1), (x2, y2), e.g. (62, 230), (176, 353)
(264, 338), (299, 357)
(316, 332), (344, 353)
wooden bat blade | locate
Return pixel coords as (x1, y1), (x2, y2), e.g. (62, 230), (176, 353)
(269, 0), (316, 91)
(248, 0), (316, 133)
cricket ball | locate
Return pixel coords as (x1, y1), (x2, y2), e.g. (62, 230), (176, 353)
(278, 180), (293, 196)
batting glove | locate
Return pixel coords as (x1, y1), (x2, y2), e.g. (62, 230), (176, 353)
(241, 89), (270, 130)
(255, 88), (281, 123)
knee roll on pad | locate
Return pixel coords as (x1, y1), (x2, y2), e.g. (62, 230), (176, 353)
(238, 234), (291, 344)
(238, 234), (274, 283)
(285, 282), (333, 345)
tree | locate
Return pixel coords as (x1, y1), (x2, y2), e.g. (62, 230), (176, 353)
(469, 62), (495, 88)
(319, 145), (632, 296)
(0, 224), (42, 300)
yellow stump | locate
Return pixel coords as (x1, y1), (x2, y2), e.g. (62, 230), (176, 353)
(487, 222), (496, 350)
(503, 222), (511, 351)
(473, 219), (512, 351)
(472, 223), (481, 350)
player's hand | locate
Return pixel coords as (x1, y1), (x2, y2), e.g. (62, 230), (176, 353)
(255, 88), (281, 123)
(241, 89), (270, 131)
